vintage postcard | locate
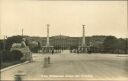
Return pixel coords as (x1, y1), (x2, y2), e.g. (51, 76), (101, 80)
(0, 0), (128, 81)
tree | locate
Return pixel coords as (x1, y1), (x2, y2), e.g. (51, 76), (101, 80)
(5, 35), (23, 50)
(103, 36), (118, 53)
(118, 38), (125, 49)
(28, 41), (39, 53)
(0, 40), (4, 51)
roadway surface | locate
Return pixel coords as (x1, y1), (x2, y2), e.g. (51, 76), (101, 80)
(1, 50), (128, 80)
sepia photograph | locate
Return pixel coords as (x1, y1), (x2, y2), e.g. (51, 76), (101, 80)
(0, 0), (128, 81)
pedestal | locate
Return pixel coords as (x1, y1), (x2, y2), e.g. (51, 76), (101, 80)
(42, 46), (54, 53)
(78, 46), (88, 53)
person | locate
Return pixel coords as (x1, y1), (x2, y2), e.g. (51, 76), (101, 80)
(77, 49), (79, 54)
(48, 56), (50, 64)
(52, 49), (54, 55)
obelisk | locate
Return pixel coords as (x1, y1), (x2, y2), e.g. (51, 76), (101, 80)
(46, 24), (50, 47)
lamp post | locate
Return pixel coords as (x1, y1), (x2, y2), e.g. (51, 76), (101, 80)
(126, 38), (128, 54)
(3, 35), (7, 51)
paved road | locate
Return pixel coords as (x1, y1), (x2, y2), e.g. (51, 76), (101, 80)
(1, 50), (128, 80)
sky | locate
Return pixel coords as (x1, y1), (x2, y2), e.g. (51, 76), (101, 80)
(0, 0), (127, 39)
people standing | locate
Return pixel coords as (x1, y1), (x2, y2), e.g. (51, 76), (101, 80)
(52, 49), (54, 55)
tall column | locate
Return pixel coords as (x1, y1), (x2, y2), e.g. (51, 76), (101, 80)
(82, 25), (85, 46)
(46, 24), (50, 46)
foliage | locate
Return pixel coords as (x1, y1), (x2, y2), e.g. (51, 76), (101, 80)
(0, 40), (4, 51)
(28, 41), (41, 53)
(11, 50), (23, 61)
(1, 35), (127, 54)
(0, 50), (23, 62)
(5, 35), (23, 50)
(103, 36), (119, 53)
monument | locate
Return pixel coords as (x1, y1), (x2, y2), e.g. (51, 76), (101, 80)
(46, 24), (50, 47)
(42, 24), (54, 53)
(78, 25), (88, 53)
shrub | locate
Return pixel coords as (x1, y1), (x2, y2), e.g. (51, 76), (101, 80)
(0, 50), (23, 62)
(10, 50), (23, 61)
(0, 50), (12, 62)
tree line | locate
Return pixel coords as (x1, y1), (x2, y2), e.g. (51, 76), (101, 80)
(0, 35), (128, 54)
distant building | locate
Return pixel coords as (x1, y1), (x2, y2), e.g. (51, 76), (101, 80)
(41, 35), (82, 50)
(50, 35), (81, 49)
(31, 35), (106, 51)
